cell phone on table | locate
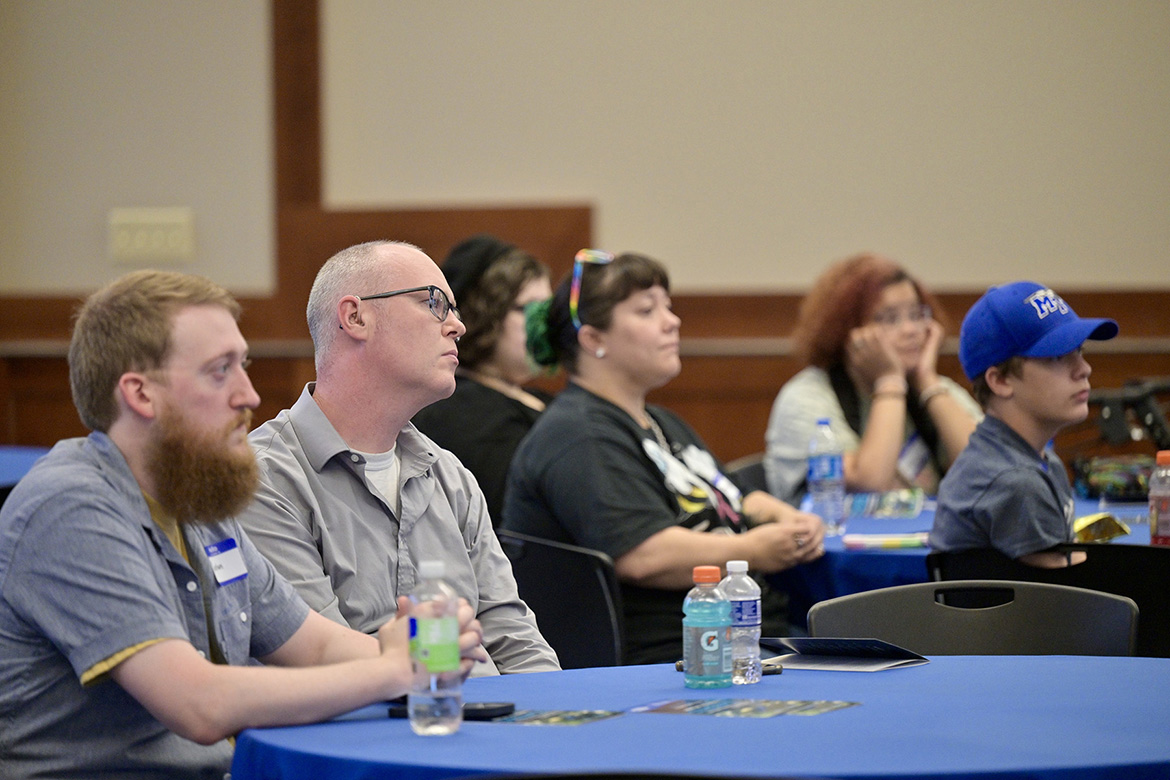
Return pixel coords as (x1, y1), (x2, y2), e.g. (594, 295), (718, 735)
(386, 697), (515, 721)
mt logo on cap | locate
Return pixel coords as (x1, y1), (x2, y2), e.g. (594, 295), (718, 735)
(958, 280), (1118, 381)
(1024, 288), (1069, 319)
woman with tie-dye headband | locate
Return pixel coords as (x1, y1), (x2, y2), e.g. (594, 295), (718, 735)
(501, 250), (824, 665)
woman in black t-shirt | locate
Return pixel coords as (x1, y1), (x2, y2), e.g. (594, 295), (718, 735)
(502, 250), (825, 664)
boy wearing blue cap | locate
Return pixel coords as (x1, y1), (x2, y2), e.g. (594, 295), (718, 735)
(929, 282), (1118, 567)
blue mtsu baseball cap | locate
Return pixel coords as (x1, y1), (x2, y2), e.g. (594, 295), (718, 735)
(958, 281), (1118, 381)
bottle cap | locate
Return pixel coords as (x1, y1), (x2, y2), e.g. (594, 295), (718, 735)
(726, 560), (748, 574)
(1158, 451), (1170, 466)
(693, 565), (721, 583)
(418, 560), (445, 579)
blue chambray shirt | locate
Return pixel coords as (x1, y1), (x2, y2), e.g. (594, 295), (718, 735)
(0, 432), (310, 780)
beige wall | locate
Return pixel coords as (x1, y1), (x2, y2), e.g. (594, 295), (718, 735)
(0, 0), (274, 295)
(3, 1), (1168, 297)
(322, 0), (1170, 293)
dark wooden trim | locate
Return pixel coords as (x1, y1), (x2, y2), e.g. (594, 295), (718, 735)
(272, 0), (321, 207)
(4, 288), (1165, 347)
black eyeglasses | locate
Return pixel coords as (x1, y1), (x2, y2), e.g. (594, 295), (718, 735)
(358, 285), (461, 323)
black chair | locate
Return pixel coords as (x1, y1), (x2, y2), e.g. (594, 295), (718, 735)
(807, 579), (1137, 656)
(497, 529), (625, 669)
(724, 452), (767, 494)
(927, 543), (1170, 657)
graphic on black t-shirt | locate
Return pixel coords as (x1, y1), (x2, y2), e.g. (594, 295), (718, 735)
(641, 437), (744, 533)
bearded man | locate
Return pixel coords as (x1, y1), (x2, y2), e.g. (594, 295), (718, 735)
(0, 270), (485, 780)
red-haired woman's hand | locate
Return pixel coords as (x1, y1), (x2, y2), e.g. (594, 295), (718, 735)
(912, 320), (945, 389)
(846, 324), (902, 389)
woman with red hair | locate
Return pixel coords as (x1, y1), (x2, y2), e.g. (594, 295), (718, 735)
(764, 253), (981, 506)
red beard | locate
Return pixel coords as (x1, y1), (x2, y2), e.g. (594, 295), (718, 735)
(145, 403), (259, 524)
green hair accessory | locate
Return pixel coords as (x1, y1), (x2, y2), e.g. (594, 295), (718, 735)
(524, 297), (559, 369)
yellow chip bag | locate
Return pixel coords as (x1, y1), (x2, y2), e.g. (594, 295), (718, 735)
(1073, 512), (1131, 543)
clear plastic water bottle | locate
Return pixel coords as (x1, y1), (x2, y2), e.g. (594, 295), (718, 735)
(808, 417), (846, 536)
(682, 565), (732, 689)
(408, 560), (463, 735)
(1150, 450), (1170, 547)
(720, 560), (761, 685)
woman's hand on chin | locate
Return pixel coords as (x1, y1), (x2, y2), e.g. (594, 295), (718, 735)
(846, 324), (903, 390)
(912, 320), (945, 389)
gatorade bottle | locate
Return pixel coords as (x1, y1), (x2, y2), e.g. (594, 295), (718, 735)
(681, 565), (732, 688)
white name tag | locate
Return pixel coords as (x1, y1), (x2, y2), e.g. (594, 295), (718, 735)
(897, 434), (932, 485)
(204, 538), (248, 586)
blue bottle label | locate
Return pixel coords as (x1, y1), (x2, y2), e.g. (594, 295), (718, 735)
(808, 453), (843, 481)
(730, 599), (761, 627)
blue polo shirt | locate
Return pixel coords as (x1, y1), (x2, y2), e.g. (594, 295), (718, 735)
(930, 415), (1076, 558)
(0, 432), (309, 779)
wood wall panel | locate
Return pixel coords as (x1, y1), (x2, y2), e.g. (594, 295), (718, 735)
(3, 358), (80, 445)
(649, 354), (803, 461)
(670, 291), (1170, 343)
(273, 204), (590, 316)
(245, 354), (317, 436)
(4, 347), (1168, 467)
(0, 354), (321, 447)
(651, 350), (1170, 464)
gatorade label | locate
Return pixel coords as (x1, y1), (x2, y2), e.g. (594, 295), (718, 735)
(683, 625), (732, 677)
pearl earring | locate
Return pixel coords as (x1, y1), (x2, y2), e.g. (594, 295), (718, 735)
(595, 347), (607, 359)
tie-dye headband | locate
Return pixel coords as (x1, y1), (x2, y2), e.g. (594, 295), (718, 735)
(569, 249), (615, 330)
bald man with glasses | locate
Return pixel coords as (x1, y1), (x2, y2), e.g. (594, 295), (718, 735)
(239, 241), (559, 675)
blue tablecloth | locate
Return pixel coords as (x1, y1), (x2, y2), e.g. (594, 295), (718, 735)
(0, 445), (50, 489)
(774, 498), (1151, 627)
(233, 656), (1170, 780)
(0, 446), (51, 508)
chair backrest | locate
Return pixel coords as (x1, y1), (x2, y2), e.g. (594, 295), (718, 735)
(807, 579), (1137, 656)
(928, 543), (1170, 657)
(496, 529), (625, 668)
(724, 452), (767, 494)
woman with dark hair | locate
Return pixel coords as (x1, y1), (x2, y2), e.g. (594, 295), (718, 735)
(764, 253), (981, 504)
(412, 235), (552, 524)
(502, 250), (824, 665)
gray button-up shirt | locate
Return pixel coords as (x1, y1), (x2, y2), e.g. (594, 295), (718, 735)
(241, 384), (559, 675)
